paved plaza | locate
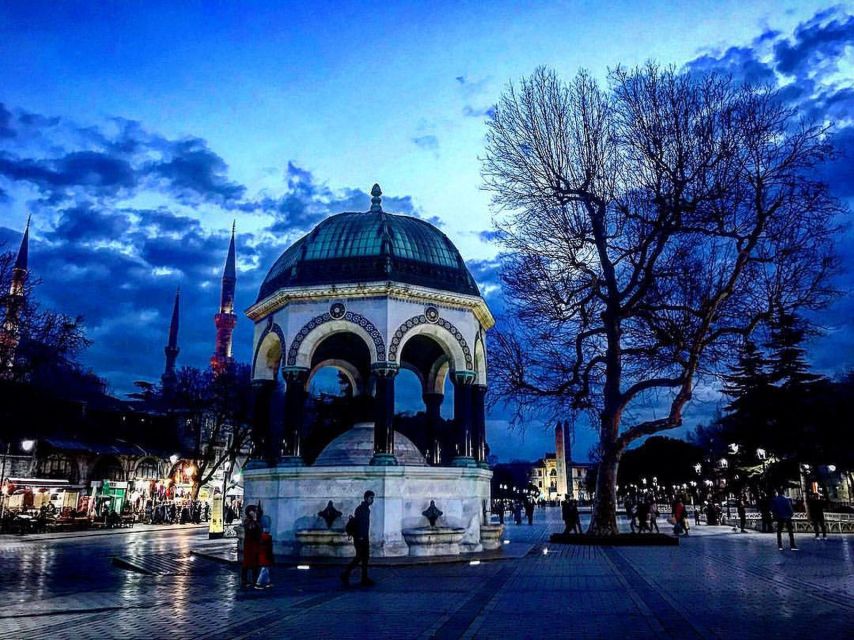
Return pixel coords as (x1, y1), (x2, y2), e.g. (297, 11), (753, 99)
(0, 509), (852, 639)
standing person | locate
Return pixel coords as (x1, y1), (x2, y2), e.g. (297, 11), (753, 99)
(806, 492), (828, 540)
(671, 497), (687, 536)
(241, 506), (261, 587)
(341, 490), (375, 587)
(648, 498), (660, 534)
(494, 500), (505, 525)
(771, 489), (798, 551)
(736, 497), (747, 533)
(625, 498), (637, 533)
(513, 501), (523, 525)
(255, 525), (274, 589)
(561, 497), (580, 534)
(524, 500), (535, 526)
(636, 499), (650, 533)
(693, 504), (701, 527)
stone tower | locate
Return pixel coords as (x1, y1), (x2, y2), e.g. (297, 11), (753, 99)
(161, 287), (180, 395)
(555, 421), (568, 497)
(211, 222), (237, 375)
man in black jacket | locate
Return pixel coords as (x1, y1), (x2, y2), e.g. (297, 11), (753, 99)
(341, 490), (375, 587)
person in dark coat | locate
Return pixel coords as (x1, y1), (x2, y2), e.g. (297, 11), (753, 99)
(513, 501), (523, 525)
(736, 497), (747, 533)
(562, 498), (582, 534)
(771, 489), (798, 551)
(241, 506), (261, 587)
(341, 490), (375, 587)
(806, 493), (828, 539)
(494, 500), (505, 525)
(524, 500), (535, 525)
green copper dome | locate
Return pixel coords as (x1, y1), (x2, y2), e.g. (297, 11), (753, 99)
(258, 186), (479, 301)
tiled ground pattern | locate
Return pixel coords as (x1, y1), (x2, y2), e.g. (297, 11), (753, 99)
(0, 510), (852, 639)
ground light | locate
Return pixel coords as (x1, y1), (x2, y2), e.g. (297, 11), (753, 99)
(296, 565), (310, 570)
(469, 560), (481, 566)
(542, 548), (549, 555)
(503, 540), (510, 545)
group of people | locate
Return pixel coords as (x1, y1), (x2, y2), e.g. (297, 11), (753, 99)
(624, 496), (666, 534)
(493, 499), (536, 526)
(240, 490), (378, 591)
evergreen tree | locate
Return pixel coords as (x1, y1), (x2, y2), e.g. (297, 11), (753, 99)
(721, 339), (770, 411)
(766, 309), (821, 388)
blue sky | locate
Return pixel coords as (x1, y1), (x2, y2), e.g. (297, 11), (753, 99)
(1, 1), (852, 462)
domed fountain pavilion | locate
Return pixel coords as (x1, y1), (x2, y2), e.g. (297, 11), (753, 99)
(243, 185), (496, 558)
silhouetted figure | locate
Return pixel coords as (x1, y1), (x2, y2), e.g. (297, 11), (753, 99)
(806, 493), (828, 540)
(637, 500), (650, 533)
(736, 497), (747, 533)
(562, 497), (582, 534)
(524, 500), (535, 525)
(625, 498), (637, 533)
(255, 526), (274, 589)
(513, 501), (522, 525)
(494, 500), (505, 525)
(648, 499), (660, 533)
(341, 490), (375, 587)
(771, 489), (798, 551)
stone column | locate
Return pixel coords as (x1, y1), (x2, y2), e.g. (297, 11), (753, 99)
(280, 367), (309, 466)
(423, 393), (444, 465)
(371, 363), (399, 466)
(247, 379), (275, 468)
(452, 371), (477, 467)
(472, 385), (488, 468)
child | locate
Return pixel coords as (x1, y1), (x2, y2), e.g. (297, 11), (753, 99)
(255, 526), (274, 589)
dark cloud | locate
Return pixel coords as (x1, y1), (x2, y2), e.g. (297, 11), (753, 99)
(773, 9), (854, 79)
(478, 229), (504, 242)
(0, 150), (136, 193)
(462, 105), (496, 119)
(149, 138), (245, 204)
(0, 103), (14, 138)
(685, 45), (777, 85)
(50, 205), (131, 243)
(412, 135), (439, 151)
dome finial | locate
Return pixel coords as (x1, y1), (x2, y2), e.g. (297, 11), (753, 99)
(370, 183), (382, 212)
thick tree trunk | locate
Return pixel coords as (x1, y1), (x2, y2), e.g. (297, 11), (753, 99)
(587, 444), (622, 535)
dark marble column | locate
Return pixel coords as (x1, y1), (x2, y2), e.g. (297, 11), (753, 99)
(248, 379), (275, 468)
(371, 364), (398, 466)
(472, 384), (488, 467)
(423, 392), (444, 465)
(452, 371), (477, 467)
(280, 367), (309, 466)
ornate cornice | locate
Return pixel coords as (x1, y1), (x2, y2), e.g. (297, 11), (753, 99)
(245, 281), (495, 329)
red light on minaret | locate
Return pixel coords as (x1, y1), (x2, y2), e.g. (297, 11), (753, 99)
(211, 222), (237, 375)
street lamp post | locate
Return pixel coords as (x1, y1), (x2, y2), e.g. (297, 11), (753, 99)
(1, 440), (35, 521)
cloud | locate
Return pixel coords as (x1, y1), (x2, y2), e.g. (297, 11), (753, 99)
(412, 134), (439, 152)
(773, 9), (854, 80)
(0, 103), (14, 138)
(462, 105), (496, 119)
(149, 138), (245, 205)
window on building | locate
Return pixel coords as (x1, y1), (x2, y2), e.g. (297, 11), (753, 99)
(37, 455), (77, 482)
(135, 459), (160, 480)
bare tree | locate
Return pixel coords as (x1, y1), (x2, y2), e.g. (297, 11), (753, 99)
(482, 65), (842, 535)
(169, 364), (253, 499)
(0, 247), (92, 383)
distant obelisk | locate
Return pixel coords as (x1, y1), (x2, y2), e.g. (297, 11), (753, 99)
(555, 421), (568, 497)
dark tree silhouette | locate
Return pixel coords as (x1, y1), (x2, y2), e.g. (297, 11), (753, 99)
(482, 65), (843, 534)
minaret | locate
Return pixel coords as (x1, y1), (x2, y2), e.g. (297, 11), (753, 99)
(161, 288), (180, 394)
(555, 421), (568, 498)
(1, 216), (30, 364)
(211, 222), (237, 375)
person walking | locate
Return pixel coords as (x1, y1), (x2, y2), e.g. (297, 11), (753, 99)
(636, 499), (650, 533)
(771, 489), (798, 551)
(806, 492), (828, 540)
(241, 506), (261, 587)
(736, 497), (747, 533)
(255, 525), (274, 589)
(524, 500), (535, 526)
(494, 500), (505, 525)
(562, 497), (581, 534)
(671, 497), (688, 536)
(648, 498), (660, 533)
(625, 498), (637, 533)
(341, 490), (375, 587)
